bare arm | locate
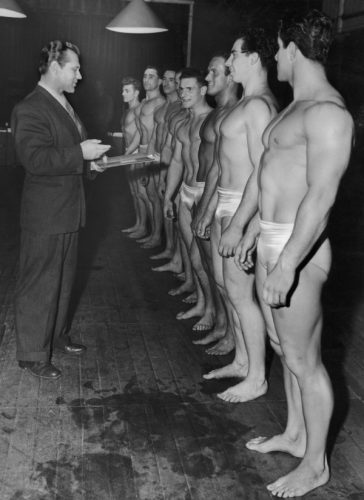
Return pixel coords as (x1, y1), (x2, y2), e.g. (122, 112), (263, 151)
(219, 98), (276, 256)
(193, 143), (220, 238)
(125, 127), (141, 155)
(263, 102), (354, 306)
(164, 135), (184, 218)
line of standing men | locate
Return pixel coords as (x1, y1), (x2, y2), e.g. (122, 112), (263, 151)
(122, 9), (354, 498)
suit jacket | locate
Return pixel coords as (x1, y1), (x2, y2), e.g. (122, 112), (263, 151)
(11, 85), (88, 234)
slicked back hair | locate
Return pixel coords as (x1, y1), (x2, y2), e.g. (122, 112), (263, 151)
(238, 27), (277, 69)
(180, 67), (207, 88)
(39, 40), (80, 75)
(279, 9), (333, 64)
(122, 77), (142, 93)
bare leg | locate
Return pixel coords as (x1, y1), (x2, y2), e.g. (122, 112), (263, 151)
(203, 217), (247, 363)
(122, 165), (141, 233)
(152, 227), (183, 273)
(190, 239), (215, 331)
(151, 169), (175, 260)
(217, 221), (267, 402)
(193, 235), (229, 341)
(150, 218), (174, 259)
(248, 259), (332, 497)
(168, 216), (194, 296)
(141, 169), (163, 248)
(128, 169), (151, 239)
(175, 202), (205, 318)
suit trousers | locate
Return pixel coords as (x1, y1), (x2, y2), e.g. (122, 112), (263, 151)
(14, 229), (79, 362)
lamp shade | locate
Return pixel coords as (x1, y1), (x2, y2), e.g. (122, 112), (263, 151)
(106, 0), (167, 34)
(0, 0), (26, 17)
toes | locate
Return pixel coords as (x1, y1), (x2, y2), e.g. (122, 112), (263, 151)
(192, 323), (213, 331)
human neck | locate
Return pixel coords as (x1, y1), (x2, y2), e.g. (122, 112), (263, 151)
(190, 100), (209, 116)
(146, 89), (160, 100)
(40, 75), (64, 99)
(128, 98), (140, 109)
(241, 70), (268, 97)
(166, 91), (178, 103)
(215, 88), (238, 108)
(291, 61), (328, 100)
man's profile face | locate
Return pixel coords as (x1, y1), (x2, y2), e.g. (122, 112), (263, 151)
(275, 36), (290, 82)
(179, 77), (205, 109)
(122, 84), (138, 103)
(226, 38), (249, 84)
(162, 71), (176, 95)
(205, 57), (228, 96)
(143, 68), (160, 91)
(56, 49), (82, 94)
(175, 72), (182, 99)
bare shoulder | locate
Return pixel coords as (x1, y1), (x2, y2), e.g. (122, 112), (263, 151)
(304, 96), (354, 137)
(245, 93), (277, 117)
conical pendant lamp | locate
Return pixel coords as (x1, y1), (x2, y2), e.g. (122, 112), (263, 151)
(0, 0), (26, 17)
(106, 0), (167, 33)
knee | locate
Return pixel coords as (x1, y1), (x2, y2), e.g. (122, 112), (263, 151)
(225, 281), (240, 306)
(281, 348), (309, 377)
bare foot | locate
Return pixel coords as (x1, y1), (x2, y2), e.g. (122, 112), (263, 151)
(267, 459), (330, 497)
(152, 261), (183, 273)
(203, 360), (247, 380)
(150, 249), (173, 260)
(121, 224), (139, 233)
(182, 292), (197, 304)
(128, 229), (148, 239)
(168, 282), (195, 296)
(192, 326), (226, 345)
(141, 238), (161, 249)
(206, 331), (235, 356)
(137, 234), (152, 244)
(192, 321), (213, 332)
(217, 379), (268, 403)
(176, 304), (204, 320)
(192, 311), (215, 331)
(246, 433), (306, 457)
(174, 272), (186, 282)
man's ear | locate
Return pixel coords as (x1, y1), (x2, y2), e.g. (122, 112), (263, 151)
(250, 52), (259, 65)
(287, 41), (298, 62)
(201, 85), (207, 96)
(49, 60), (60, 76)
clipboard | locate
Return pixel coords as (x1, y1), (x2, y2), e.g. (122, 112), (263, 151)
(96, 153), (159, 169)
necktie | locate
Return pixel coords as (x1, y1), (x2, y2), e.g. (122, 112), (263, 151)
(64, 100), (85, 140)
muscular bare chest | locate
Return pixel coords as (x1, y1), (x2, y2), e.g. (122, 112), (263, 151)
(220, 102), (245, 141)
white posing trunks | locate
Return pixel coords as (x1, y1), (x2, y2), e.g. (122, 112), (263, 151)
(215, 186), (243, 223)
(179, 181), (205, 211)
(257, 219), (331, 275)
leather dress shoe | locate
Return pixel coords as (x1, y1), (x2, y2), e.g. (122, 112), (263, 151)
(19, 361), (61, 380)
(55, 342), (86, 356)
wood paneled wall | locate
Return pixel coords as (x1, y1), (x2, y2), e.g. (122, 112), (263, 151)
(0, 0), (188, 130)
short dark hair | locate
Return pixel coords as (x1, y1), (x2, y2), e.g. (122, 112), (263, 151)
(238, 27), (276, 69)
(279, 9), (333, 64)
(39, 40), (80, 75)
(180, 67), (207, 88)
(144, 65), (162, 79)
(209, 52), (230, 76)
(162, 68), (177, 76)
(122, 77), (142, 93)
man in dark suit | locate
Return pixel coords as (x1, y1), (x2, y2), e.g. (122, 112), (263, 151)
(11, 40), (110, 380)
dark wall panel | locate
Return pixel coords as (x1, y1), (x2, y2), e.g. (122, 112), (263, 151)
(0, 0), (188, 131)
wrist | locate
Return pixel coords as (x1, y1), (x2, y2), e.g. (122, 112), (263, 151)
(279, 249), (297, 272)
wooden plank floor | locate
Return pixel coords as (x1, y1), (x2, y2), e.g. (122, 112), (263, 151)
(0, 161), (364, 500)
